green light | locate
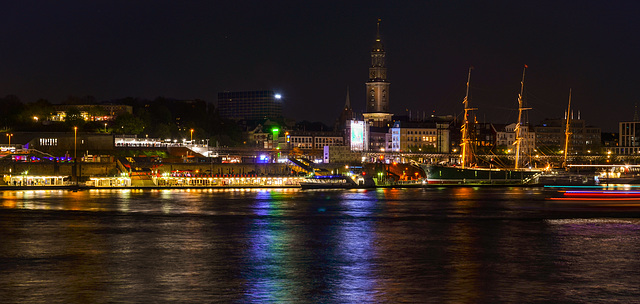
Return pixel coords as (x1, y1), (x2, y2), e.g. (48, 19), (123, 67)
(272, 128), (279, 133)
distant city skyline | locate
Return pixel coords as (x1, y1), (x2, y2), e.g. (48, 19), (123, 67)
(1, 1), (638, 131)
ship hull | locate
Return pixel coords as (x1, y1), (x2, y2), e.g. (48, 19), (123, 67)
(421, 164), (540, 185)
(299, 175), (376, 189)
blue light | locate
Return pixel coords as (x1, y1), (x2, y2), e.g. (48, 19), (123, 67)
(274, 94), (282, 99)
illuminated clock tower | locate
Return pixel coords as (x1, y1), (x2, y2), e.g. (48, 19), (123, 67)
(363, 19), (393, 127)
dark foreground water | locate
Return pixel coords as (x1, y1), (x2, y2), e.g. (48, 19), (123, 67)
(1, 187), (640, 303)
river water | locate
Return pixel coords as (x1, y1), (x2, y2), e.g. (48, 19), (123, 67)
(1, 187), (640, 303)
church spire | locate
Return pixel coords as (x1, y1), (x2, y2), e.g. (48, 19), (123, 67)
(371, 19), (384, 59)
(363, 19), (393, 128)
(345, 86), (351, 110)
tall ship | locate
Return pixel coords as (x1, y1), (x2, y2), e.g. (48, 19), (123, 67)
(421, 66), (542, 185)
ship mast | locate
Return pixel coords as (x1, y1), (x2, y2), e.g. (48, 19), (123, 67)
(563, 89), (572, 168)
(514, 65), (531, 170)
(460, 67), (476, 169)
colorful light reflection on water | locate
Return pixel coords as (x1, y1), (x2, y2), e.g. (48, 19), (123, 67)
(2, 188), (640, 302)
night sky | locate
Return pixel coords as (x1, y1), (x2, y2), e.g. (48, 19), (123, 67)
(1, 1), (638, 131)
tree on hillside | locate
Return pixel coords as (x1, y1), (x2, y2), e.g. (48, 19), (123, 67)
(113, 112), (145, 134)
(88, 105), (107, 121)
(65, 107), (85, 129)
(0, 95), (24, 130)
(17, 99), (53, 124)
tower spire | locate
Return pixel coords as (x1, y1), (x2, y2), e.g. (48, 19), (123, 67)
(363, 19), (392, 128)
(372, 19), (384, 53)
(345, 86), (351, 109)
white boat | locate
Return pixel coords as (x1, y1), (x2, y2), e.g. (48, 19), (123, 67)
(299, 175), (375, 189)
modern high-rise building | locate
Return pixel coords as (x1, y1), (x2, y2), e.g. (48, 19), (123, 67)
(363, 19), (393, 128)
(217, 90), (283, 121)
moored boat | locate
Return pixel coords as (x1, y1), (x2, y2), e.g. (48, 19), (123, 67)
(532, 170), (597, 186)
(299, 174), (376, 189)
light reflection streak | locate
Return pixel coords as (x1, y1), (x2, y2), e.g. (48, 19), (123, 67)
(335, 191), (377, 302)
(549, 190), (640, 204)
(244, 191), (292, 302)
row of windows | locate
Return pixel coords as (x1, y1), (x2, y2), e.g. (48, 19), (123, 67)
(407, 130), (436, 135)
(290, 137), (343, 144)
(292, 142), (343, 149)
(405, 136), (437, 142)
(39, 138), (58, 146)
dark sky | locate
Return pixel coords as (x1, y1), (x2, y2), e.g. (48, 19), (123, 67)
(1, 1), (638, 131)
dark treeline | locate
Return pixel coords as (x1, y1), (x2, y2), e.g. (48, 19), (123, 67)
(0, 95), (244, 147)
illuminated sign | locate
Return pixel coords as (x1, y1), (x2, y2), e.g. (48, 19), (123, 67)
(350, 120), (368, 151)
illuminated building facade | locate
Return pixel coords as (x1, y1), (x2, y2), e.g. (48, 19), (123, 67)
(390, 121), (450, 153)
(218, 90), (283, 121)
(496, 123), (536, 155)
(286, 131), (344, 150)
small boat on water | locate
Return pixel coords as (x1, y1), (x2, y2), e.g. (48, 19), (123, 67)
(595, 165), (640, 184)
(299, 174), (376, 189)
(537, 165), (640, 187)
(422, 66), (542, 185)
(533, 170), (597, 186)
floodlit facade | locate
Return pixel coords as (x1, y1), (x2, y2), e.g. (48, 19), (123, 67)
(496, 123), (536, 155)
(389, 121), (450, 153)
(286, 131), (344, 150)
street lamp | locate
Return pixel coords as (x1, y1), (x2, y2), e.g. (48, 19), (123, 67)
(74, 127), (78, 160)
(6, 133), (13, 146)
(74, 126), (78, 186)
(190, 129), (194, 144)
(104, 123), (107, 133)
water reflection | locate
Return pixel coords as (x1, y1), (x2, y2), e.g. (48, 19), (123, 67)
(244, 190), (293, 302)
(335, 191), (377, 302)
(546, 218), (640, 302)
(2, 188), (640, 303)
